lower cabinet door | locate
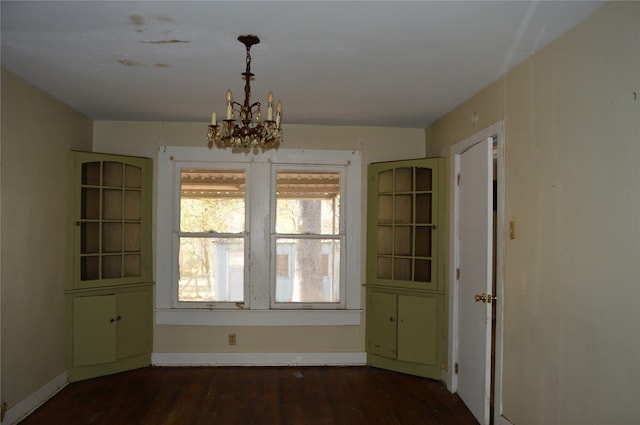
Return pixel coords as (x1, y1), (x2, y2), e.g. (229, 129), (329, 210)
(73, 295), (117, 366)
(367, 291), (397, 359)
(68, 285), (152, 381)
(116, 289), (152, 359)
(397, 294), (438, 365)
(367, 287), (443, 379)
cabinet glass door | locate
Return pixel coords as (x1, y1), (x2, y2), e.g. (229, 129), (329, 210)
(369, 159), (441, 290)
(73, 152), (150, 289)
(80, 161), (142, 281)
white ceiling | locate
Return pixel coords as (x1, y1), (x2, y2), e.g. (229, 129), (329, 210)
(1, 1), (604, 128)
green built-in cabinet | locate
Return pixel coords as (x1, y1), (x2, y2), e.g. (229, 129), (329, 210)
(366, 158), (444, 379)
(66, 151), (153, 382)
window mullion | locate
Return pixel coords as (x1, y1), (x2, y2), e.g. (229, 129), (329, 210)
(248, 161), (271, 309)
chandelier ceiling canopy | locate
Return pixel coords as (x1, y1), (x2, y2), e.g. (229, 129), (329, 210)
(207, 35), (283, 152)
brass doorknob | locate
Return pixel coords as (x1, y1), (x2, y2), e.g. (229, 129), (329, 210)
(474, 293), (497, 303)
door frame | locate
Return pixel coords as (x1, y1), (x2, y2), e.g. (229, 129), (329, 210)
(445, 121), (507, 424)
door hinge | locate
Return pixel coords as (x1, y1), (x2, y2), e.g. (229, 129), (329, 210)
(455, 363), (459, 374)
(457, 173), (461, 185)
(456, 268), (460, 280)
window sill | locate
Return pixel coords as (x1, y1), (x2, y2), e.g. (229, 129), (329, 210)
(155, 308), (363, 327)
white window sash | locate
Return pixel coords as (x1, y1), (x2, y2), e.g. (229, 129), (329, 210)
(172, 162), (251, 308)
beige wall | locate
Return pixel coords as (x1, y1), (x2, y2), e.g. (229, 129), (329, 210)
(426, 3), (639, 424)
(93, 121), (426, 355)
(5, 3), (636, 422)
(0, 69), (93, 408)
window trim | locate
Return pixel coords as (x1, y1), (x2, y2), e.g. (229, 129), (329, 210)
(156, 147), (362, 326)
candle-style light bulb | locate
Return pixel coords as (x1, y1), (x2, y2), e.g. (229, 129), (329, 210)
(275, 101), (282, 128)
(226, 89), (233, 120)
(267, 92), (274, 121)
(211, 112), (217, 125)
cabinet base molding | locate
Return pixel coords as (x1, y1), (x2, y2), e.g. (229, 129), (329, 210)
(152, 352), (367, 367)
(367, 354), (441, 380)
(495, 416), (516, 425)
(2, 371), (67, 425)
(67, 353), (151, 383)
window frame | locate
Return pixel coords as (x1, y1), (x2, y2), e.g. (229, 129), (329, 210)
(155, 147), (362, 327)
(270, 164), (347, 309)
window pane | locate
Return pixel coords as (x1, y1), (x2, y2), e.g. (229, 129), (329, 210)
(102, 255), (122, 279)
(103, 189), (122, 220)
(178, 237), (244, 302)
(81, 256), (99, 280)
(103, 162), (123, 187)
(180, 169), (245, 233)
(81, 188), (100, 219)
(394, 257), (412, 281)
(394, 195), (412, 224)
(275, 238), (340, 303)
(124, 164), (142, 188)
(82, 162), (101, 185)
(124, 190), (141, 220)
(378, 169), (393, 193)
(81, 223), (99, 254)
(102, 223), (122, 253)
(415, 167), (432, 191)
(395, 167), (413, 192)
(276, 171), (340, 235)
(124, 254), (141, 277)
(394, 226), (412, 256)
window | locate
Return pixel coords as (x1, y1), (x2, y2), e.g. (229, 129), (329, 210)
(273, 169), (342, 306)
(156, 148), (362, 325)
(178, 168), (247, 304)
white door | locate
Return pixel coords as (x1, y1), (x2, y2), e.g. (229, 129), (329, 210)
(456, 137), (493, 425)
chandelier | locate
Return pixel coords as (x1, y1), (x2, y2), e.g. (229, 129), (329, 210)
(207, 35), (283, 151)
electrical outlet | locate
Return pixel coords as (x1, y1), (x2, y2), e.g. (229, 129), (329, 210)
(228, 333), (237, 345)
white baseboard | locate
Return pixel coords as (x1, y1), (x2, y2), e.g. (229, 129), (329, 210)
(1, 371), (67, 425)
(152, 352), (367, 367)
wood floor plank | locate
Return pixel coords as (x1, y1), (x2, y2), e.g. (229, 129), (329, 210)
(18, 366), (478, 425)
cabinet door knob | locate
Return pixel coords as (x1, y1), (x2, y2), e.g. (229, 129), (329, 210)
(109, 318), (115, 323)
(389, 317), (395, 322)
(116, 315), (122, 321)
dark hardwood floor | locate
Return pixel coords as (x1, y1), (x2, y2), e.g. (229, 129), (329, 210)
(19, 366), (478, 425)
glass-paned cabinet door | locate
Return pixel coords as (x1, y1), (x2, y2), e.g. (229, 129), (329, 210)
(367, 158), (443, 291)
(71, 152), (152, 289)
